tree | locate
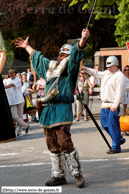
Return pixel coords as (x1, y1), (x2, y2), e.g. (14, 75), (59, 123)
(0, 0), (90, 60)
(115, 0), (129, 46)
(68, 0), (118, 19)
(0, 0), (126, 65)
(67, 0), (129, 47)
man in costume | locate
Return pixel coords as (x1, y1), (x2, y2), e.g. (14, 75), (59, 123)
(15, 29), (90, 188)
(82, 56), (127, 154)
(0, 32), (16, 143)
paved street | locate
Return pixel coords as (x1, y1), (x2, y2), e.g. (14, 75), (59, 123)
(0, 96), (129, 194)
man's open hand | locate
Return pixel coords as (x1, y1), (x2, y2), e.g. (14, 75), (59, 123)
(15, 37), (29, 49)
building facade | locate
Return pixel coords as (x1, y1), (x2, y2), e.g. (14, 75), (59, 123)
(94, 47), (129, 71)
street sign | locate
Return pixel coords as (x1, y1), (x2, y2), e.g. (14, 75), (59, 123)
(126, 42), (129, 50)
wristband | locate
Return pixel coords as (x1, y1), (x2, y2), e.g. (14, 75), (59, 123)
(82, 37), (86, 41)
(29, 50), (36, 60)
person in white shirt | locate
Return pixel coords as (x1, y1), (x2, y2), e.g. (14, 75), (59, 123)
(89, 65), (101, 100)
(81, 56), (127, 154)
(4, 69), (29, 136)
(89, 65), (101, 87)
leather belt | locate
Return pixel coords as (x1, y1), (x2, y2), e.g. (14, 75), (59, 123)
(42, 101), (72, 107)
(104, 101), (113, 103)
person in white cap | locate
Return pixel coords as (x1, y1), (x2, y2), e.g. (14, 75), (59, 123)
(15, 29), (90, 188)
(81, 56), (127, 154)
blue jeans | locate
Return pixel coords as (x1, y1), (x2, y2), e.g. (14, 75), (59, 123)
(100, 108), (124, 152)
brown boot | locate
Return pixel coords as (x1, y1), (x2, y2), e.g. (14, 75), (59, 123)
(45, 177), (67, 186)
(75, 174), (85, 188)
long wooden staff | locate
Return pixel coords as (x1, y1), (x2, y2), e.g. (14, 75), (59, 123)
(83, 103), (111, 149)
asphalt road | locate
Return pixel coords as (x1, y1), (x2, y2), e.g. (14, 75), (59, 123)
(0, 96), (129, 194)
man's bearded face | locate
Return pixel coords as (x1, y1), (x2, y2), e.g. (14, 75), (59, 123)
(56, 49), (69, 66)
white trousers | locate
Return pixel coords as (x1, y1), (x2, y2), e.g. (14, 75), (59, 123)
(11, 102), (28, 132)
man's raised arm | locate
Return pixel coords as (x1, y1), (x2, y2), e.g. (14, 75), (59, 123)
(79, 29), (90, 49)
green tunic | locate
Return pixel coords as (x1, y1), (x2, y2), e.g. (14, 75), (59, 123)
(32, 43), (86, 128)
(0, 32), (16, 142)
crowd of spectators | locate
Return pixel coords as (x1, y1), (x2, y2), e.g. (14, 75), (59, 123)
(3, 63), (129, 138)
(3, 68), (40, 137)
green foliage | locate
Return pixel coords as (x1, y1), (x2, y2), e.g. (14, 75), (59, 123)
(67, 0), (129, 47)
(69, 0), (117, 19)
(2, 74), (7, 80)
(2, 32), (14, 66)
(0, 0), (91, 59)
(114, 0), (129, 46)
(69, 0), (79, 7)
(1, 0), (128, 64)
(69, 0), (117, 9)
